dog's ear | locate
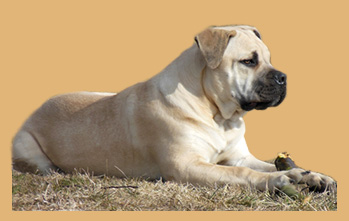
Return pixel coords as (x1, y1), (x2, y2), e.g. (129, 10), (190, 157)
(195, 28), (236, 69)
(253, 29), (261, 39)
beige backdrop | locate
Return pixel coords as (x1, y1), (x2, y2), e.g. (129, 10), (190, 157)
(1, 0), (348, 218)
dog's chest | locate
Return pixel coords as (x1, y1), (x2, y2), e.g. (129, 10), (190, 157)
(207, 116), (246, 161)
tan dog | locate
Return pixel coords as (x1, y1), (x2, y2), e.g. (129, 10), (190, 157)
(12, 25), (336, 192)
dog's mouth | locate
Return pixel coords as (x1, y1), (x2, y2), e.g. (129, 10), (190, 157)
(239, 76), (287, 111)
(236, 69), (287, 112)
(240, 90), (286, 111)
(240, 101), (275, 111)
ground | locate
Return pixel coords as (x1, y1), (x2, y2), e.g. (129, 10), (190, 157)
(12, 170), (337, 211)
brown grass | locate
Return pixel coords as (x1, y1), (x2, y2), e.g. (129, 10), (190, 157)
(12, 170), (337, 211)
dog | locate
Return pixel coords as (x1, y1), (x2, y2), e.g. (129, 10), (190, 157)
(12, 25), (336, 192)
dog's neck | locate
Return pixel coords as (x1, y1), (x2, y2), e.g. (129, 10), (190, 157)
(156, 44), (246, 127)
(200, 64), (247, 124)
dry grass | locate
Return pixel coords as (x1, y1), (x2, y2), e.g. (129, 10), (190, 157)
(12, 170), (337, 211)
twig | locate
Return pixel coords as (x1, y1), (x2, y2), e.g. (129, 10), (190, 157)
(102, 185), (139, 189)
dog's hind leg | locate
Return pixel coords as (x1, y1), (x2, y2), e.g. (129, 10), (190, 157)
(12, 130), (58, 174)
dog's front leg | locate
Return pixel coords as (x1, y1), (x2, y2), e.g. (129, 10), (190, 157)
(160, 155), (290, 191)
(219, 138), (277, 172)
(236, 154), (277, 172)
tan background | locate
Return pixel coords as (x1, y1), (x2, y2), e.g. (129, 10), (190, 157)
(1, 0), (348, 218)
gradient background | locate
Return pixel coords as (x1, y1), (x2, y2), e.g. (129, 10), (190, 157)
(1, 0), (348, 218)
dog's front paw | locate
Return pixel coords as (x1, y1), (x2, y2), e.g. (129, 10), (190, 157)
(282, 169), (336, 193)
(299, 171), (337, 192)
(267, 171), (298, 191)
(268, 169), (336, 194)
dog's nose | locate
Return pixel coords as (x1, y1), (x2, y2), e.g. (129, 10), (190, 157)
(273, 71), (287, 85)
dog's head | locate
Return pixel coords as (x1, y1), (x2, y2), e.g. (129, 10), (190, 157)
(195, 25), (287, 119)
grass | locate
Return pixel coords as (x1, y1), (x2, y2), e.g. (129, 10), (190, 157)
(12, 170), (337, 211)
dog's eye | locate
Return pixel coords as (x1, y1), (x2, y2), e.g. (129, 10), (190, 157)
(240, 59), (255, 67)
(240, 52), (259, 67)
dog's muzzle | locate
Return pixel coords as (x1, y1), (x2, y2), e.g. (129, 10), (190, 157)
(240, 70), (287, 111)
